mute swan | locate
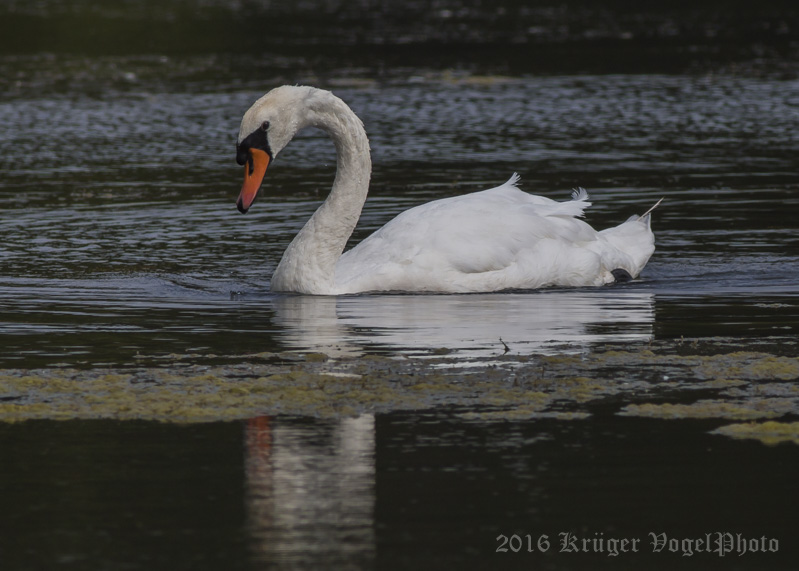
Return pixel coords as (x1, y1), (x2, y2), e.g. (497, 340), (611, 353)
(235, 85), (658, 295)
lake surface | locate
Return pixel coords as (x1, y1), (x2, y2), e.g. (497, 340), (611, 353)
(1, 1), (798, 569)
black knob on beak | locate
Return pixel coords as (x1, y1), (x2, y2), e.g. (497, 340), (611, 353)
(236, 146), (249, 166)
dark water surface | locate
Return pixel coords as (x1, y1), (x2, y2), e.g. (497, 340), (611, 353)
(1, 1), (799, 569)
(3, 414), (798, 571)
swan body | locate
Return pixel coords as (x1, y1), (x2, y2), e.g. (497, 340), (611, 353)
(235, 85), (657, 295)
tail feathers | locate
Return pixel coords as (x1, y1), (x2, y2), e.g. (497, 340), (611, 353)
(593, 197), (660, 280)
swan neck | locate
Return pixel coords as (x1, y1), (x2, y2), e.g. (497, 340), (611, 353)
(271, 94), (371, 294)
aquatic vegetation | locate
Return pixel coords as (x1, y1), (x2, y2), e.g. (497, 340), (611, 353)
(1, 342), (796, 439)
(618, 400), (791, 420)
(712, 421), (799, 446)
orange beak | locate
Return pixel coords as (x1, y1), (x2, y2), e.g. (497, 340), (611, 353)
(237, 148), (270, 213)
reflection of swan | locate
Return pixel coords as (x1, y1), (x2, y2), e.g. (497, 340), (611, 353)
(245, 415), (375, 568)
(235, 85), (658, 294)
(270, 290), (655, 358)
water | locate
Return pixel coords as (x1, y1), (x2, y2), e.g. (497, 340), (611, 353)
(2, 74), (797, 366)
(3, 414), (797, 570)
(1, 1), (799, 569)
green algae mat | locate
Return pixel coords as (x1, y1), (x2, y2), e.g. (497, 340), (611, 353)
(2, 341), (797, 445)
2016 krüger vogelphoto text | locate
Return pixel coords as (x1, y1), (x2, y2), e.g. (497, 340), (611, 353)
(496, 532), (780, 557)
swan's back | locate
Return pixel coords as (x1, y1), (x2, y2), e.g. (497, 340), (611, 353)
(334, 175), (655, 293)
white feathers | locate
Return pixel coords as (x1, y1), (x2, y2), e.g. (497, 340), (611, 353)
(239, 86), (659, 295)
(571, 187), (589, 202)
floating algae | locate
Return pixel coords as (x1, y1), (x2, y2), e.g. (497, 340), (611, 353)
(618, 399), (794, 420)
(712, 421), (799, 446)
(0, 343), (796, 432)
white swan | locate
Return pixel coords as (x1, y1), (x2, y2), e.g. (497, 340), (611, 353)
(235, 85), (658, 295)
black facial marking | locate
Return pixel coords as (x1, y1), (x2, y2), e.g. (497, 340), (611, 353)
(236, 127), (273, 166)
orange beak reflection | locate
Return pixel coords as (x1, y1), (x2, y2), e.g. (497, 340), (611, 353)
(237, 148), (270, 213)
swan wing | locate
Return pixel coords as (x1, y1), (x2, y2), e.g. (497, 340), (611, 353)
(335, 175), (606, 293)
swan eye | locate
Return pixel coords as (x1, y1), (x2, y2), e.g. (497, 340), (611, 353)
(261, 121), (270, 131)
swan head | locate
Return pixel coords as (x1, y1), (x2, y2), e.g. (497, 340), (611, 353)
(235, 85), (320, 213)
